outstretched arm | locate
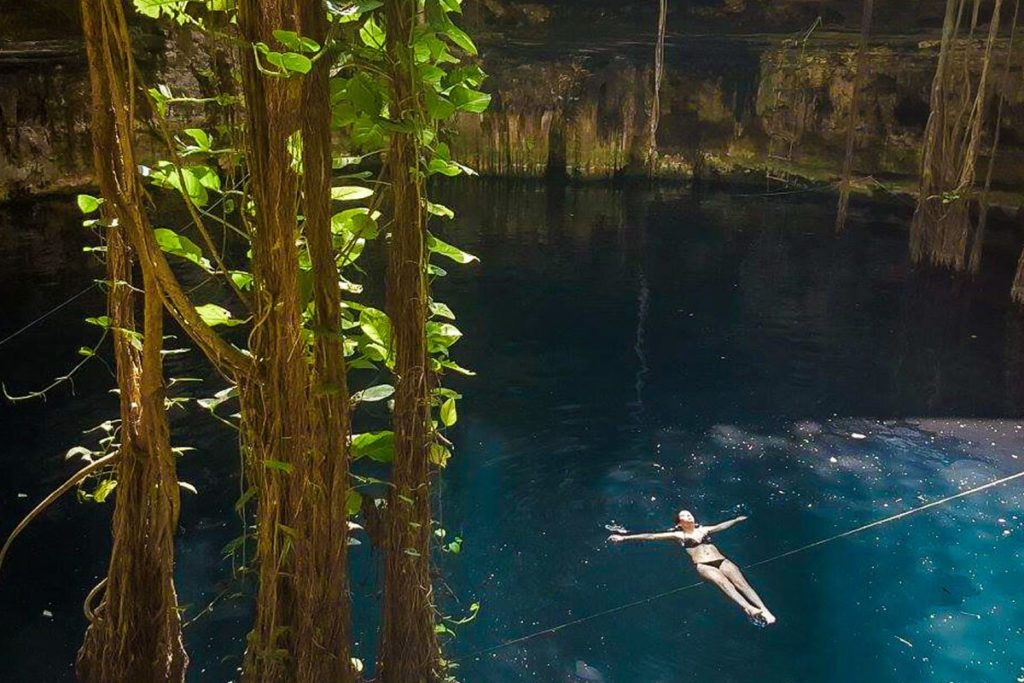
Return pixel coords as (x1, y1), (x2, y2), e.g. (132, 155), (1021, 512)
(607, 531), (679, 544)
(703, 515), (748, 534)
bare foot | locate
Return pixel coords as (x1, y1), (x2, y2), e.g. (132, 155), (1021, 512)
(760, 609), (777, 625)
(744, 605), (763, 621)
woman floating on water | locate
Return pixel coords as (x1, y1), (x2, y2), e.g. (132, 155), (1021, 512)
(608, 510), (777, 625)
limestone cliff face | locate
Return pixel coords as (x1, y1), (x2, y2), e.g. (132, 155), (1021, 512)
(0, 27), (227, 199)
(1, 3), (1021, 197)
(450, 34), (1023, 190)
(0, 43), (92, 199)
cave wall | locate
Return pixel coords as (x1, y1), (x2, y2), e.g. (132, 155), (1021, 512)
(1, 2), (1022, 198)
(450, 34), (1024, 191)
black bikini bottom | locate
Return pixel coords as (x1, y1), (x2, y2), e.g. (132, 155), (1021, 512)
(697, 558), (725, 569)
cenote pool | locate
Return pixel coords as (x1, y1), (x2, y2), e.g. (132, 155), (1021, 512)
(1, 183), (1022, 682)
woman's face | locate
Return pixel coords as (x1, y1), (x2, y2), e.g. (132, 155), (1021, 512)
(677, 510), (695, 528)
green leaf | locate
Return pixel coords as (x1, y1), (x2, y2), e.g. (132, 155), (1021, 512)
(351, 383), (395, 403)
(450, 85), (491, 113)
(427, 321), (463, 351)
(264, 459), (294, 474)
(426, 201), (455, 219)
(359, 15), (386, 48)
(429, 442), (451, 467)
(230, 271), (254, 291)
(424, 89), (456, 121)
(440, 397), (457, 427)
(358, 307), (392, 347)
(351, 431), (395, 463)
(443, 24), (477, 55)
(77, 194), (102, 214)
(184, 128), (211, 150)
(332, 209), (379, 240)
(439, 358), (476, 376)
(195, 303), (245, 327)
(427, 233), (478, 263)
(273, 29), (320, 53)
(331, 185), (374, 201)
(429, 300), (455, 319)
(346, 489), (362, 516)
(265, 51), (313, 74)
(86, 316), (112, 329)
(427, 157), (461, 176)
(154, 228), (212, 271)
(93, 479), (118, 503)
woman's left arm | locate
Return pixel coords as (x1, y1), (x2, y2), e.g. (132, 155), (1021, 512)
(704, 515), (748, 533)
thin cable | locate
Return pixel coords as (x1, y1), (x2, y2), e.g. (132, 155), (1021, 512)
(745, 468), (1024, 570)
(457, 468), (1024, 662)
(0, 283), (99, 349)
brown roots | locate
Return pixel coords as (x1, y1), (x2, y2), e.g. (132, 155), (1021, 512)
(375, 1), (441, 681)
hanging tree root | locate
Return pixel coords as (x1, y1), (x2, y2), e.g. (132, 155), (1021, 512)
(76, 1), (187, 681)
(375, 2), (441, 681)
(910, 0), (1005, 270)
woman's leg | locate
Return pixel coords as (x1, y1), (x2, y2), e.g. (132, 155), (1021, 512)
(719, 560), (775, 624)
(695, 564), (761, 619)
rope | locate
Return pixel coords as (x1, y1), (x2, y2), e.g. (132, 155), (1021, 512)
(457, 468), (1024, 662)
(0, 283), (99, 349)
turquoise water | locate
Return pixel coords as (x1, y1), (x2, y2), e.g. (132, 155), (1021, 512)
(1, 184), (1023, 681)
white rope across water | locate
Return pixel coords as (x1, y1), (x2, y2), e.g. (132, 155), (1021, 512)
(457, 468), (1024, 662)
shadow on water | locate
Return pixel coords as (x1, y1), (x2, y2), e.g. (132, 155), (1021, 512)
(1, 183), (1023, 681)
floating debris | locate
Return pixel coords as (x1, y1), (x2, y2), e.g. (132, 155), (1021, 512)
(42, 610), (53, 618)
(851, 433), (867, 440)
(895, 636), (913, 648)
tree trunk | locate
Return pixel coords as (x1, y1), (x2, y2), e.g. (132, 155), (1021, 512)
(835, 0), (874, 234)
(76, 2), (186, 680)
(376, 1), (440, 681)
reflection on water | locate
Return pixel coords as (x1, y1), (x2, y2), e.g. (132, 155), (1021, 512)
(1, 184), (1023, 681)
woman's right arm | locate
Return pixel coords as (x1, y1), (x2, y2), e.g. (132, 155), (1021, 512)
(608, 531), (678, 544)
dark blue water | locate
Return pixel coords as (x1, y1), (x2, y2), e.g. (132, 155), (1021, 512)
(1, 184), (1023, 682)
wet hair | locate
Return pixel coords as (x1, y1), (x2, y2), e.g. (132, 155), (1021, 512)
(675, 509), (695, 528)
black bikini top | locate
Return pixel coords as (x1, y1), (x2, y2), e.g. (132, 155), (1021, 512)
(682, 530), (711, 547)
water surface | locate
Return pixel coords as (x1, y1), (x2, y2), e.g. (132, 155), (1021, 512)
(1, 184), (1023, 682)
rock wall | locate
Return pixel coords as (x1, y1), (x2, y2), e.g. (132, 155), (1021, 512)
(450, 34), (1024, 192)
(1, 5), (1022, 198)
